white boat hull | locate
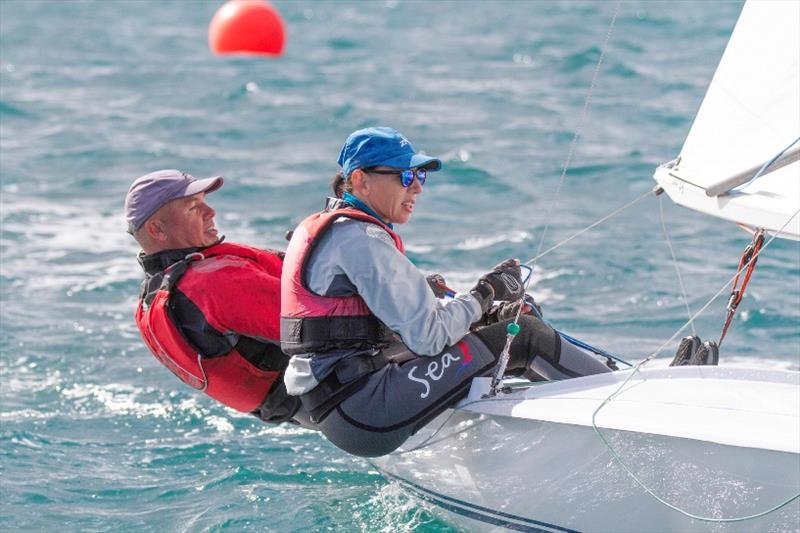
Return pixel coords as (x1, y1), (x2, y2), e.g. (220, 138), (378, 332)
(372, 367), (800, 532)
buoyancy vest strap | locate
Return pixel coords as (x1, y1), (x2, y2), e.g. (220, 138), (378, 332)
(141, 295), (207, 391)
(280, 315), (392, 353)
(155, 252), (287, 367)
(299, 209), (401, 291)
(168, 287), (288, 371)
(301, 353), (391, 423)
(138, 252), (199, 310)
(161, 253), (201, 291)
(234, 336), (288, 372)
(253, 380), (301, 424)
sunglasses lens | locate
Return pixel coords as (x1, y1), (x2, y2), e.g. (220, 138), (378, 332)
(400, 169), (426, 187)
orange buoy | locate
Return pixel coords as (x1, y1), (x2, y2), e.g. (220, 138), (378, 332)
(209, 0), (285, 56)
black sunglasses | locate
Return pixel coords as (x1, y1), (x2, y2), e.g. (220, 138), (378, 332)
(365, 168), (427, 187)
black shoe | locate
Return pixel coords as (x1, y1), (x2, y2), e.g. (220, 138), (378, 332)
(670, 335), (700, 366)
(690, 340), (719, 366)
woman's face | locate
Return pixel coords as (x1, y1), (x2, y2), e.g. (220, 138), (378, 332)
(356, 167), (424, 225)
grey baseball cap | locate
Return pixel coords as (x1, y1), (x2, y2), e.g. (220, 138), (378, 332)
(124, 169), (223, 233)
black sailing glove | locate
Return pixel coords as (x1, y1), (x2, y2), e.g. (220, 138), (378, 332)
(426, 274), (450, 299)
(470, 258), (526, 313)
(471, 296), (542, 329)
(491, 300), (528, 323)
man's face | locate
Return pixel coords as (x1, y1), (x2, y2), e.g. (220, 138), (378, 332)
(156, 192), (219, 249)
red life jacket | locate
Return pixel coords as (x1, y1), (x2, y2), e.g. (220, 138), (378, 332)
(280, 205), (404, 355)
(135, 242), (287, 413)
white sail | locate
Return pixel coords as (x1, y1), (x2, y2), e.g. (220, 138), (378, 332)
(654, 0), (800, 240)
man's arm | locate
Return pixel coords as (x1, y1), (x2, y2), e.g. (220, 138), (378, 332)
(178, 253), (282, 343)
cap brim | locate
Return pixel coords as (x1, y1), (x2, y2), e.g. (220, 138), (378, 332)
(184, 176), (224, 197)
(380, 153), (442, 171)
(412, 154), (442, 171)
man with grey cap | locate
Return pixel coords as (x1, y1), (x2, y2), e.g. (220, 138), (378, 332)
(127, 169), (309, 426)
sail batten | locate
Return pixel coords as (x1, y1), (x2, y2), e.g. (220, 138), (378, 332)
(705, 143), (800, 197)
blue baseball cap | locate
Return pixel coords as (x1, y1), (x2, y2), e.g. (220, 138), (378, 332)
(337, 127), (442, 178)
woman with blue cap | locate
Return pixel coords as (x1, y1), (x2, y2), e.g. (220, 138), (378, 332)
(280, 127), (611, 457)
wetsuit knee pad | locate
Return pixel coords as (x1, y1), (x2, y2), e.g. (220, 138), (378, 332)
(473, 316), (560, 371)
(517, 315), (561, 362)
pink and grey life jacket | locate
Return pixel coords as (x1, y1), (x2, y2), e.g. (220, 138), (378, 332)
(280, 205), (404, 356)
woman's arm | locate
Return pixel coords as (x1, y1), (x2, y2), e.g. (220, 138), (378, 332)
(306, 220), (482, 355)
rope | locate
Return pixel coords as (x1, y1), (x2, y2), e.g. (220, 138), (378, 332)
(484, 0), (797, 518)
(557, 331), (632, 368)
(530, 0), (622, 272)
(591, 207), (800, 523)
(525, 187), (654, 266)
(718, 229), (764, 346)
(735, 136), (800, 192)
(410, 211), (799, 520)
(591, 367), (800, 522)
(488, 1), (625, 396)
(636, 207), (799, 366)
(658, 195), (697, 336)
(487, 1), (622, 396)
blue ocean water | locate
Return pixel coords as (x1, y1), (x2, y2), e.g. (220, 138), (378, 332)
(1, 0), (798, 531)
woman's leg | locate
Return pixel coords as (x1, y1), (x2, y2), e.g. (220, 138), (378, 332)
(314, 335), (498, 457)
(312, 317), (611, 457)
(472, 316), (611, 380)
